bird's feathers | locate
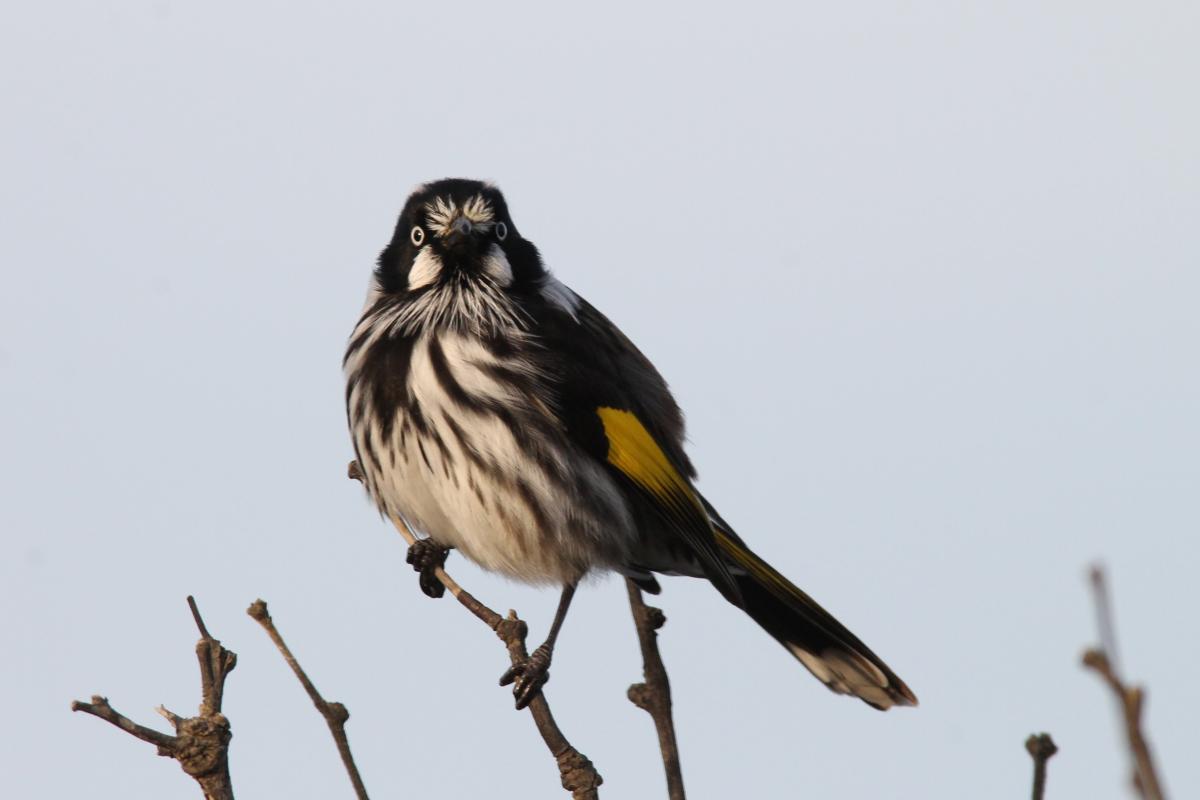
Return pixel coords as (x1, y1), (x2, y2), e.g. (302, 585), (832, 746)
(707, 507), (918, 709)
(595, 407), (740, 600)
(348, 178), (916, 711)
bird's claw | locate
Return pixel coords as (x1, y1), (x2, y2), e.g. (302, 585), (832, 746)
(499, 643), (552, 709)
(405, 539), (449, 599)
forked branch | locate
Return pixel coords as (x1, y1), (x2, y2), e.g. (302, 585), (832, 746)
(71, 596), (237, 800)
(1082, 565), (1166, 800)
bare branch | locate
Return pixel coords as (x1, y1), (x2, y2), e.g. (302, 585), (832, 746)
(247, 599), (370, 800)
(1082, 565), (1166, 800)
(71, 695), (177, 749)
(191, 596), (236, 718)
(1089, 565), (1122, 678)
(497, 612), (603, 799)
(71, 597), (236, 800)
(350, 459), (602, 799)
(625, 580), (685, 800)
(1024, 733), (1057, 800)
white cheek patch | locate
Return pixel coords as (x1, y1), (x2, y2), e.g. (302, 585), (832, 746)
(407, 249), (443, 290)
(481, 244), (514, 287)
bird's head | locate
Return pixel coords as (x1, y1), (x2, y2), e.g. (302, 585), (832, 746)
(375, 178), (543, 296)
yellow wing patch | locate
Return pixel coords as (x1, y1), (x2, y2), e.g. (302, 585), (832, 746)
(596, 407), (704, 514)
(596, 407), (741, 601)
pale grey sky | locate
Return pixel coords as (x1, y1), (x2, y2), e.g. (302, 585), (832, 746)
(2, 1), (1197, 797)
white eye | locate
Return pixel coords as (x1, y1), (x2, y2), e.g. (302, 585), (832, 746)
(495, 221), (508, 241)
(410, 226), (425, 246)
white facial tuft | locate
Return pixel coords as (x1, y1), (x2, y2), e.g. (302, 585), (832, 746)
(424, 194), (496, 237)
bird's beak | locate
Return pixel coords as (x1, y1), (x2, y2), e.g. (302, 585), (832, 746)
(444, 216), (474, 247)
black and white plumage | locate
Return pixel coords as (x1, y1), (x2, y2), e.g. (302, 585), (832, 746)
(345, 178), (917, 710)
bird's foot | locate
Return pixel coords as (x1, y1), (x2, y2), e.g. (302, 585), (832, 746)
(499, 643), (552, 710)
(405, 539), (449, 599)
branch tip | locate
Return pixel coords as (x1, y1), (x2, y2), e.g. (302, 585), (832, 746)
(1025, 732), (1058, 760)
(1083, 565), (1166, 800)
(1025, 732), (1057, 800)
(186, 595), (212, 640)
(246, 599), (269, 622)
(251, 598), (370, 800)
(156, 705), (183, 727)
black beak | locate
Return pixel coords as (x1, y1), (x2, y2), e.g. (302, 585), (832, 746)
(444, 216), (474, 248)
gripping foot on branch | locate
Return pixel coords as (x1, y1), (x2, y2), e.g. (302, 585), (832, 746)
(500, 642), (552, 710)
(499, 583), (577, 711)
(406, 538), (450, 599)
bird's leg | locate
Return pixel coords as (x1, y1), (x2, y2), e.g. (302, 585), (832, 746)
(500, 582), (577, 709)
(405, 538), (450, 599)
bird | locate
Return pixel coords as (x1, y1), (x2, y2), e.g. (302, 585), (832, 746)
(344, 178), (917, 711)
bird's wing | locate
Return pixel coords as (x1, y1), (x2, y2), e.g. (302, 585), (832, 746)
(535, 293), (740, 599)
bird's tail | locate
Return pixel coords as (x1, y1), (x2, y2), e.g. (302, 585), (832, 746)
(710, 524), (918, 710)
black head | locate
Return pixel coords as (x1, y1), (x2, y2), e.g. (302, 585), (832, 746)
(375, 179), (545, 295)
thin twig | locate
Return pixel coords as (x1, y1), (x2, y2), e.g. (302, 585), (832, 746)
(1089, 566), (1121, 677)
(349, 459), (602, 799)
(248, 599), (370, 800)
(70, 695), (177, 749)
(625, 580), (685, 800)
(1025, 733), (1057, 800)
(71, 597), (237, 800)
(1082, 565), (1166, 800)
